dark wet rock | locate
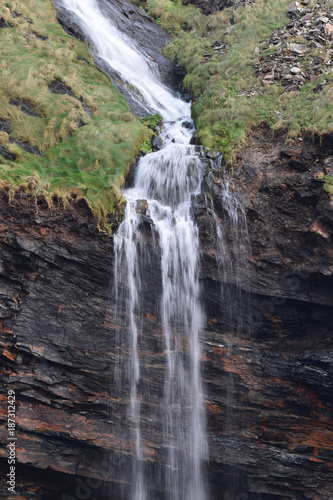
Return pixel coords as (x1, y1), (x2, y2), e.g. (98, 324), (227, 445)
(0, 17), (14, 28)
(0, 4), (331, 500)
(9, 139), (45, 156)
(53, 2), (86, 41)
(77, 56), (91, 64)
(98, 0), (175, 84)
(182, 120), (193, 129)
(135, 199), (149, 215)
(46, 80), (91, 115)
(206, 151), (219, 159)
(48, 77), (75, 97)
(76, 118), (87, 128)
(194, 126), (333, 499)
(9, 99), (43, 118)
(0, 143), (16, 161)
(0, 124), (331, 500)
(138, 214), (154, 230)
(152, 135), (163, 151)
(32, 30), (48, 40)
(11, 10), (22, 18)
(0, 118), (10, 134)
(79, 97), (92, 117)
(191, 192), (207, 217)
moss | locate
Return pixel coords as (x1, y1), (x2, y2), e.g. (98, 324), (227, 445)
(324, 176), (333, 196)
(140, 113), (163, 129)
(0, 0), (151, 228)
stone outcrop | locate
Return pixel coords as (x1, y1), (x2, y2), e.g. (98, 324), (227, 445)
(0, 127), (332, 499)
(197, 125), (333, 499)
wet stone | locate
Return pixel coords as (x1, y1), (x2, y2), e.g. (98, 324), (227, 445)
(32, 30), (48, 40)
(182, 120), (193, 129)
(0, 118), (10, 134)
(135, 199), (149, 215)
(152, 136), (163, 151)
(0, 143), (16, 161)
(76, 118), (87, 128)
(0, 17), (14, 28)
(79, 97), (92, 117)
(9, 99), (43, 118)
(9, 139), (45, 157)
(48, 78), (75, 97)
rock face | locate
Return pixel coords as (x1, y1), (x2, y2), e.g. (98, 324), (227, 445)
(0, 127), (332, 499)
(197, 126), (333, 499)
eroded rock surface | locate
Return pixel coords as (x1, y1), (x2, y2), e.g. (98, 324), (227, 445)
(0, 128), (332, 499)
(196, 126), (333, 499)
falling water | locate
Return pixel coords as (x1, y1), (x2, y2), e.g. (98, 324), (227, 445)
(207, 180), (252, 499)
(57, 0), (208, 498)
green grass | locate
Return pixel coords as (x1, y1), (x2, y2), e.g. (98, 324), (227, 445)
(324, 176), (333, 196)
(0, 0), (151, 227)
(139, 0), (333, 163)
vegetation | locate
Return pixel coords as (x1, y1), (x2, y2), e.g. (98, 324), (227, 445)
(324, 176), (333, 195)
(139, 113), (163, 152)
(0, 0), (151, 226)
(139, 0), (333, 163)
(1, 0), (332, 222)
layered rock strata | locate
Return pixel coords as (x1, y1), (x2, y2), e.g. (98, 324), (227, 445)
(0, 128), (332, 499)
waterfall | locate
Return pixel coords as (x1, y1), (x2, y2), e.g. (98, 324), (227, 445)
(208, 180), (252, 499)
(58, 1), (208, 498)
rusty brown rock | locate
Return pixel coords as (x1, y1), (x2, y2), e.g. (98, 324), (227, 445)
(0, 129), (332, 500)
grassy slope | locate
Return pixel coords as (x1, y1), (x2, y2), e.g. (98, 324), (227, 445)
(0, 0), (151, 225)
(138, 0), (333, 163)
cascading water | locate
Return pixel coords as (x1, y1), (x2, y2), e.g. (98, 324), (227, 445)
(207, 180), (252, 499)
(57, 0), (208, 498)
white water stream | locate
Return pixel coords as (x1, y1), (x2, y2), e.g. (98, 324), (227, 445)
(58, 0), (208, 498)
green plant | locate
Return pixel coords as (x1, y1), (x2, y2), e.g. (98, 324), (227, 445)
(324, 176), (333, 196)
(140, 113), (163, 129)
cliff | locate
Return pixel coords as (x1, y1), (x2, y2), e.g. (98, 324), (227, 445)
(0, 129), (332, 499)
(0, 0), (333, 499)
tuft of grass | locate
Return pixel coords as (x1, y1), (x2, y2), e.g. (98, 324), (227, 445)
(140, 0), (333, 163)
(140, 113), (163, 129)
(324, 176), (333, 196)
(0, 0), (151, 228)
